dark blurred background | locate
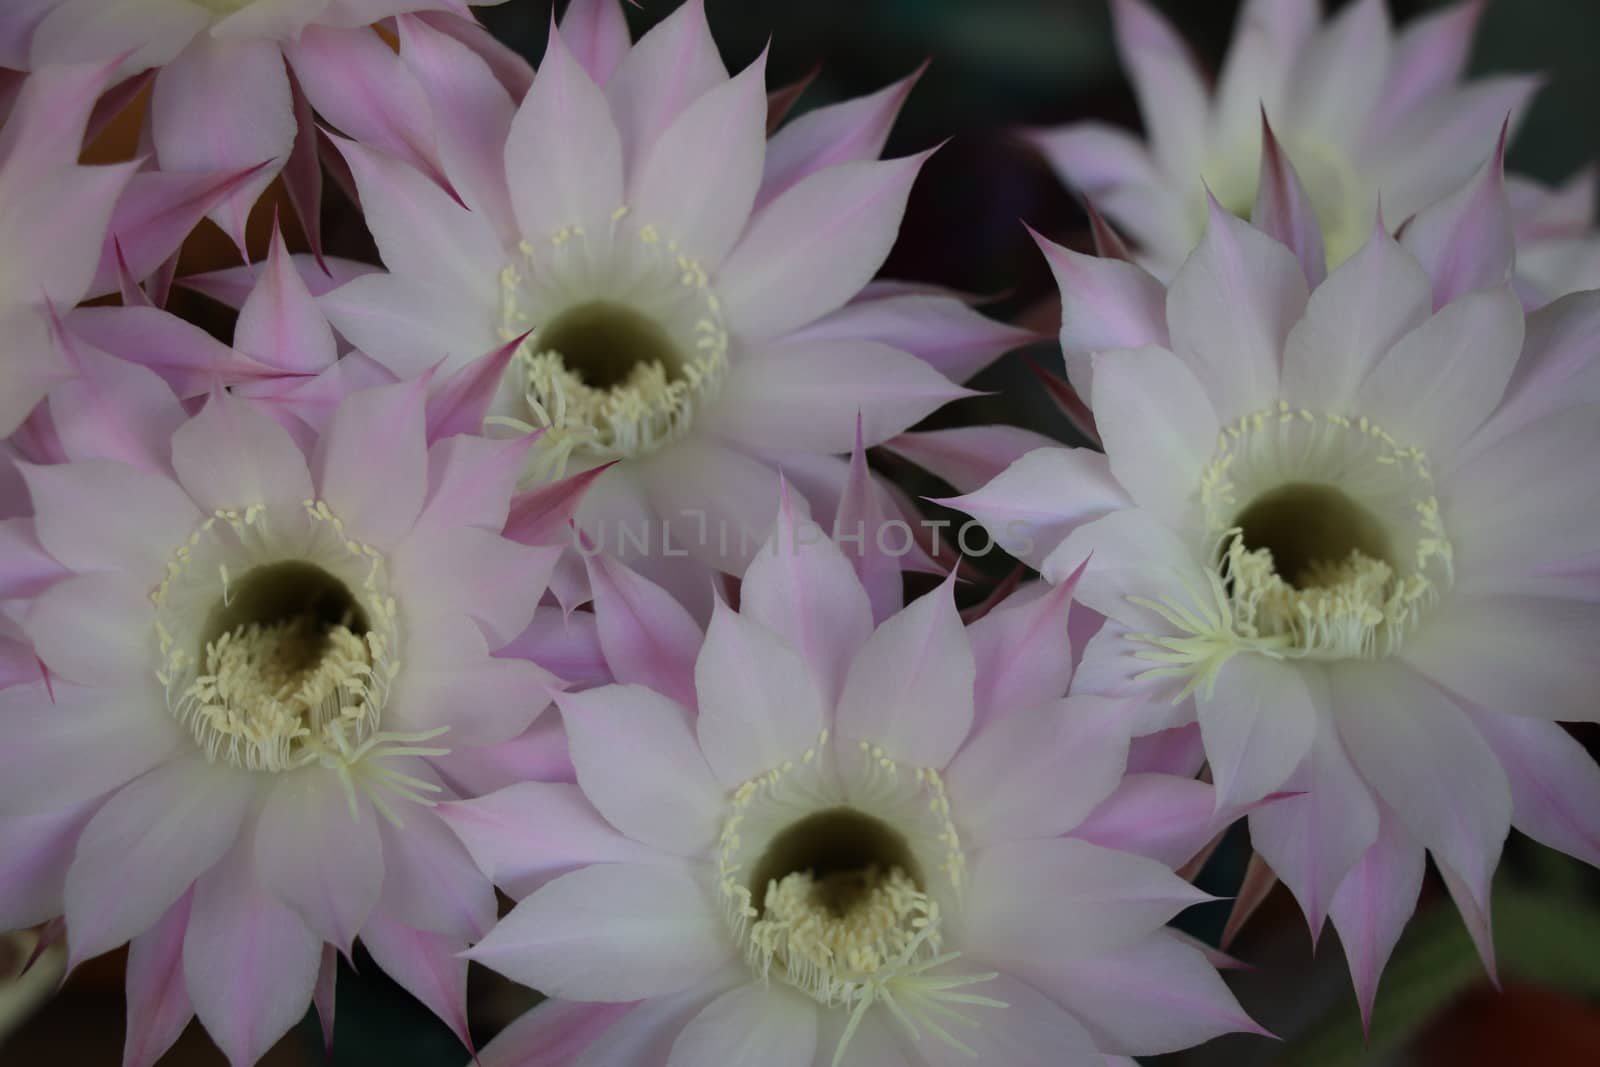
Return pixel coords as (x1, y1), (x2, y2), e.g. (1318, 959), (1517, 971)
(5, 0), (1598, 1064)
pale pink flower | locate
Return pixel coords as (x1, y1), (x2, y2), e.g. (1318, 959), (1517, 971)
(953, 144), (1600, 1020)
(1033, 0), (1537, 276)
(0, 63), (140, 435)
(441, 490), (1261, 1066)
(1509, 168), (1600, 306)
(10, 0), (517, 252)
(0, 349), (565, 1066)
(318, 0), (1020, 614)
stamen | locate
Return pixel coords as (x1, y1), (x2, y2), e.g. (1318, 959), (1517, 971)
(1127, 406), (1454, 693)
(496, 219), (730, 480)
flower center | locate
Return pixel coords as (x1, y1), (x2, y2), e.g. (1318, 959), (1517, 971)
(495, 216), (729, 481)
(155, 502), (404, 774)
(716, 735), (1000, 1065)
(1128, 405), (1454, 697)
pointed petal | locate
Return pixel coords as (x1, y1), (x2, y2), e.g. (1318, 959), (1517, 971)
(479, 1000), (635, 1067)
(605, 0), (726, 169)
(966, 574), (1080, 727)
(740, 481), (874, 708)
(22, 458), (200, 577)
(559, 0), (632, 85)
(122, 890), (195, 1067)
(946, 446), (1129, 570)
(1279, 221), (1433, 411)
(1090, 344), (1221, 526)
(1328, 800), (1426, 1029)
(314, 378), (429, 548)
(1046, 931), (1263, 1055)
(1036, 231), (1168, 392)
(632, 52), (768, 267)
(376, 806), (494, 942)
(585, 551), (704, 711)
(184, 842), (323, 1067)
(1283, 0), (1392, 147)
(795, 291), (1035, 385)
(836, 574), (975, 768)
(150, 38), (294, 251)
(695, 598), (827, 788)
(558, 684), (723, 856)
(360, 915), (472, 1048)
(1110, 0), (1208, 177)
(1248, 705), (1380, 934)
(465, 861), (732, 1001)
(1071, 773), (1225, 869)
(718, 151), (930, 340)
(1359, 282), (1523, 454)
(1199, 655), (1318, 811)
(0, 796), (101, 930)
(1329, 659), (1510, 907)
(1462, 702), (1600, 869)
(508, 23), (625, 237)
(948, 694), (1130, 844)
(758, 66), (920, 209)
(1252, 114), (1326, 286)
(437, 781), (662, 900)
(884, 425), (1060, 496)
(234, 226), (337, 372)
(65, 755), (251, 967)
(255, 770), (384, 955)
(1400, 131), (1515, 309)
(706, 338), (972, 454)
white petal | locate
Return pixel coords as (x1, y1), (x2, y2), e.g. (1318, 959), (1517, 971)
(667, 981), (818, 1067)
(1198, 655), (1318, 811)
(1091, 345), (1219, 526)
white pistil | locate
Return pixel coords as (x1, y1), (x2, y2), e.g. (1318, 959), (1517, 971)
(1127, 404), (1455, 698)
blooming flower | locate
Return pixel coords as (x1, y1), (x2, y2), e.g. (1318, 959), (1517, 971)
(1032, 0), (1537, 276)
(11, 0), (516, 251)
(319, 0), (1015, 612)
(442, 489), (1261, 1066)
(952, 145), (1600, 1018)
(0, 353), (564, 1066)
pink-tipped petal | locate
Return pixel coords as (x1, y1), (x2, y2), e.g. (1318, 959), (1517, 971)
(1380, 0), (1487, 126)
(835, 572), (975, 768)
(793, 291), (1036, 385)
(479, 999), (636, 1067)
(1354, 283), (1523, 455)
(948, 693), (1130, 845)
(150, 37), (295, 252)
(1046, 931), (1265, 1055)
(313, 377), (429, 548)
(1166, 199), (1308, 420)
(375, 805), (495, 942)
(0, 796), (101, 930)
(234, 224), (337, 373)
(1253, 113), (1326, 286)
(1035, 231), (1168, 391)
(1248, 709), (1381, 936)
(1399, 127), (1515, 309)
(184, 841), (323, 1067)
(966, 573), (1080, 728)
(43, 326), (186, 474)
(884, 425), (1060, 496)
(757, 64), (922, 209)
(559, 0), (632, 85)
(64, 755), (251, 968)
(255, 771), (384, 956)
(415, 434), (530, 535)
(739, 481), (874, 707)
(707, 338), (974, 455)
(122, 890), (195, 1067)
(631, 51), (769, 268)
(465, 861), (733, 1002)
(1110, 0), (1208, 177)
(1462, 702), (1600, 869)
(558, 684), (723, 857)
(360, 915), (473, 1048)
(396, 13), (518, 230)
(507, 22), (625, 239)
(718, 151), (931, 341)
(694, 598), (827, 788)
(1328, 800), (1426, 1030)
(1279, 220), (1433, 411)
(584, 551), (704, 711)
(1072, 773), (1226, 869)
(945, 445), (1129, 570)
(169, 390), (312, 515)
(1283, 0), (1392, 147)
(605, 0), (726, 170)
(1329, 659), (1510, 912)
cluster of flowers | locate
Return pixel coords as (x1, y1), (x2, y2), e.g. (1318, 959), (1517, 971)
(0, 0), (1596, 1064)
